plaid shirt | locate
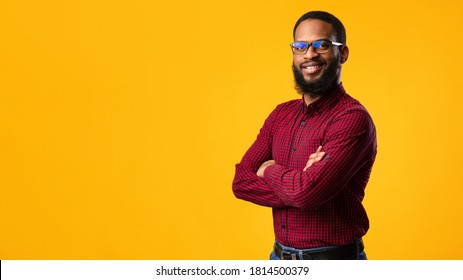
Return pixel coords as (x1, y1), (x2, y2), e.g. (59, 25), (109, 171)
(232, 84), (377, 249)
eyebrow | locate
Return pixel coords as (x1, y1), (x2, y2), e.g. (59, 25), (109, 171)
(294, 38), (331, 43)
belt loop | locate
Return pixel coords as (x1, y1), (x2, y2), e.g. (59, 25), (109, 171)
(298, 250), (304, 260)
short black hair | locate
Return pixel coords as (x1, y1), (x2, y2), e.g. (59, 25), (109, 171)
(293, 11), (346, 45)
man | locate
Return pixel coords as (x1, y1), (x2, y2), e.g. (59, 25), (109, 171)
(232, 11), (377, 260)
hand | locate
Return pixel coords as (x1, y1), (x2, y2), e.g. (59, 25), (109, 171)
(256, 160), (275, 178)
(303, 146), (325, 172)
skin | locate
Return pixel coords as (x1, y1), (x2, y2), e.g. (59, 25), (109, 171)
(257, 19), (349, 178)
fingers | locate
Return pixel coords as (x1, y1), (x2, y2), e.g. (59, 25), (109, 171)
(308, 147), (322, 161)
(315, 151), (325, 161)
(303, 146), (325, 172)
(315, 146), (324, 158)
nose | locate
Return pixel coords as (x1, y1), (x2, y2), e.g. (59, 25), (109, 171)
(303, 45), (319, 60)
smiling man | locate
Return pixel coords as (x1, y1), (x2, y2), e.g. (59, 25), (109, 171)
(232, 11), (377, 260)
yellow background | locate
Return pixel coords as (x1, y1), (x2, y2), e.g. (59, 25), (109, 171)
(1, 0), (463, 260)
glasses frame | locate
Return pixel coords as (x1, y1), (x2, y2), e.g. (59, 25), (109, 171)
(289, 39), (343, 55)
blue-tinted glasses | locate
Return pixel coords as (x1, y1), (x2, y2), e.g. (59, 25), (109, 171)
(290, 40), (343, 54)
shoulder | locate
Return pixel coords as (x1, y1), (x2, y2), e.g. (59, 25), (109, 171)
(272, 99), (301, 117)
(275, 98), (301, 110)
(330, 93), (376, 131)
(262, 99), (301, 132)
(337, 93), (373, 118)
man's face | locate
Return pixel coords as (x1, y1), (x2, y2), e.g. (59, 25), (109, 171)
(292, 19), (345, 96)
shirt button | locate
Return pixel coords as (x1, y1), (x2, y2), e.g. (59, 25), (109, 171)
(300, 121), (305, 126)
(282, 225), (286, 229)
(291, 147), (296, 151)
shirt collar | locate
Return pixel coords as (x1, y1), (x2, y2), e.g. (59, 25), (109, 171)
(301, 83), (346, 114)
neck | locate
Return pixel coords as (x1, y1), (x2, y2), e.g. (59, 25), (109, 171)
(303, 94), (322, 106)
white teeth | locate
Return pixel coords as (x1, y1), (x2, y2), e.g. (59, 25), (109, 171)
(304, 66), (319, 70)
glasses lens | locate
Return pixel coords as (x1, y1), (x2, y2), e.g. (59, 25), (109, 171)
(312, 40), (331, 53)
(291, 42), (309, 54)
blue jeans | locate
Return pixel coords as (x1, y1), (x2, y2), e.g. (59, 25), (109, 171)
(269, 241), (367, 260)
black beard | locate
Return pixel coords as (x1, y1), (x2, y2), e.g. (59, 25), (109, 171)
(292, 59), (340, 96)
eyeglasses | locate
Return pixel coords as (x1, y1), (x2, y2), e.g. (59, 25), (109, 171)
(289, 40), (343, 55)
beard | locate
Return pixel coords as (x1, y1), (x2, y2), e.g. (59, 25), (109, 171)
(292, 58), (341, 96)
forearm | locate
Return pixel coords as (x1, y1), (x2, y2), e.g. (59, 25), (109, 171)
(232, 103), (290, 208)
(233, 163), (287, 208)
(263, 161), (349, 209)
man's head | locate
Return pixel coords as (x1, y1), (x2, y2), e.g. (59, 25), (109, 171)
(291, 11), (349, 97)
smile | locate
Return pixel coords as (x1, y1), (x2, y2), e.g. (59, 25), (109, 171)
(302, 64), (323, 74)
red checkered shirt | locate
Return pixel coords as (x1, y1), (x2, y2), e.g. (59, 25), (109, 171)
(232, 83), (377, 249)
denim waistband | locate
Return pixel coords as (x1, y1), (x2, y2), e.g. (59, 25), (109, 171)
(275, 239), (362, 254)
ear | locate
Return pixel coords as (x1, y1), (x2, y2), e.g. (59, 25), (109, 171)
(340, 45), (349, 64)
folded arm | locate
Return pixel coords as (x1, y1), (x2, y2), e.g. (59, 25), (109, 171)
(262, 108), (377, 209)
(232, 106), (287, 208)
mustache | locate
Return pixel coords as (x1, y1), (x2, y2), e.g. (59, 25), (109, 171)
(299, 60), (325, 68)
